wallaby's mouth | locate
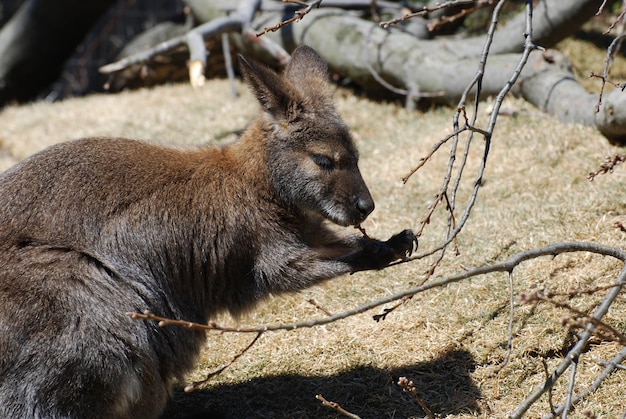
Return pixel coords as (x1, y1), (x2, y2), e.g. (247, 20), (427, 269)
(320, 201), (374, 228)
(305, 205), (354, 228)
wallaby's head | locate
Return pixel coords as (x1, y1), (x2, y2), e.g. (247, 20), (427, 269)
(239, 46), (374, 227)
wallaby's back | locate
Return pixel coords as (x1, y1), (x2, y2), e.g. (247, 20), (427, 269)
(0, 46), (416, 418)
(0, 139), (269, 418)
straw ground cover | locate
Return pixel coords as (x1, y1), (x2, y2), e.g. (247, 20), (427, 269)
(1, 71), (626, 417)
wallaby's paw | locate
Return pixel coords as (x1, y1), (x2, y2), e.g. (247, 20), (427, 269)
(385, 229), (418, 260)
(361, 240), (397, 269)
(357, 230), (417, 271)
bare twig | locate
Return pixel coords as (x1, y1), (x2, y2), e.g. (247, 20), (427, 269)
(596, 0), (611, 16)
(397, 377), (435, 419)
(372, 295), (412, 322)
(500, 270), (515, 370)
(379, 0), (493, 29)
(315, 394), (362, 419)
(307, 298), (332, 316)
(542, 359), (557, 416)
(355, 224), (371, 239)
(600, 0), (626, 35)
(590, 34), (626, 113)
(256, 0), (323, 37)
(184, 332), (263, 391)
(615, 221), (626, 233)
(562, 354), (579, 419)
(520, 288), (626, 345)
(401, 127), (464, 184)
(426, 1), (494, 32)
(587, 153), (626, 180)
(529, 282), (624, 299)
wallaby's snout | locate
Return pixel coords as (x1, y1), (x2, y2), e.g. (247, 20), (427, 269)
(344, 168), (375, 226)
(356, 192), (375, 222)
(341, 157), (375, 226)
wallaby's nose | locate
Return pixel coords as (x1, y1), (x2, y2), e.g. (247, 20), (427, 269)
(357, 195), (375, 220)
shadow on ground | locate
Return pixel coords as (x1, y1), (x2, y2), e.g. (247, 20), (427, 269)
(575, 28), (626, 54)
(162, 347), (481, 419)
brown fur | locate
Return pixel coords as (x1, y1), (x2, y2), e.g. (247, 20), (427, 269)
(0, 46), (416, 418)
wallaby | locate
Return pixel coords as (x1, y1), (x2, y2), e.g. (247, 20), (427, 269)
(0, 45), (416, 418)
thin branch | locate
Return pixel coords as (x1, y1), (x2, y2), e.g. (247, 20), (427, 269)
(184, 332), (263, 391)
(540, 282), (625, 298)
(588, 153), (626, 180)
(521, 289), (626, 346)
(501, 271), (515, 369)
(372, 295), (412, 322)
(596, 0), (612, 16)
(541, 346), (626, 418)
(426, 1), (493, 32)
(256, 0), (323, 36)
(307, 298), (332, 316)
(397, 377), (435, 419)
(128, 242), (626, 335)
(562, 354), (578, 419)
(590, 34), (626, 113)
(401, 0), (510, 230)
(315, 394), (362, 419)
(379, 0), (493, 29)
(401, 126), (464, 184)
(542, 359), (557, 416)
(601, 1), (626, 35)
(596, 359), (626, 371)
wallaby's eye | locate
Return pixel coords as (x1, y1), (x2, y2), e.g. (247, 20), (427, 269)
(311, 154), (335, 170)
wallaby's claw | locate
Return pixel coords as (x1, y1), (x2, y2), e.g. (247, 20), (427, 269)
(385, 229), (418, 260)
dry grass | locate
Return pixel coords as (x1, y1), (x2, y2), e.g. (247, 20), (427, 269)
(2, 48), (626, 418)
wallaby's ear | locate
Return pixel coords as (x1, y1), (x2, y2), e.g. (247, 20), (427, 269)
(239, 54), (302, 123)
(284, 45), (329, 83)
